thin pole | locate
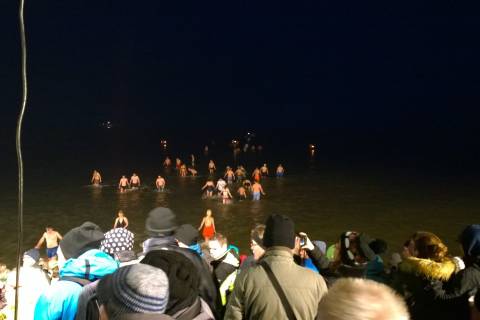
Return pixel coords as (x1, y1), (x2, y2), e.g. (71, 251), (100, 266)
(15, 0), (28, 318)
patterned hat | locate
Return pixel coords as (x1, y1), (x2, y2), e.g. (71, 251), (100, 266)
(97, 264), (169, 316)
(101, 228), (135, 256)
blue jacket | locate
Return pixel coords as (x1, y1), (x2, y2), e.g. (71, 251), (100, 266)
(34, 249), (119, 320)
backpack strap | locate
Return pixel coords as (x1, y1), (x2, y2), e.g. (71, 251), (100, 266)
(260, 260), (297, 320)
(60, 276), (91, 287)
(60, 259), (92, 287)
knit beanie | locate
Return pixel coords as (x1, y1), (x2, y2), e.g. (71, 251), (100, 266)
(97, 264), (169, 316)
(263, 214), (295, 249)
(175, 224), (199, 246)
(141, 250), (199, 315)
(145, 207), (178, 237)
(60, 222), (105, 260)
(101, 228), (135, 256)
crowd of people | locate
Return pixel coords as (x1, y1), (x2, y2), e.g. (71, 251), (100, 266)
(1, 205), (479, 319)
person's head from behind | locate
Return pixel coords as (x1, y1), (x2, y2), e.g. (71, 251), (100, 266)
(250, 224), (266, 260)
(407, 231), (448, 262)
(141, 250), (199, 315)
(145, 207), (178, 238)
(57, 221), (104, 270)
(316, 278), (410, 320)
(263, 214), (295, 251)
(97, 264), (169, 319)
(458, 224), (480, 265)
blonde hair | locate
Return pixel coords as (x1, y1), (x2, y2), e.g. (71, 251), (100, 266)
(317, 278), (410, 320)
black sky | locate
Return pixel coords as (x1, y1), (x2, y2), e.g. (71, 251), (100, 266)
(2, 1), (480, 132)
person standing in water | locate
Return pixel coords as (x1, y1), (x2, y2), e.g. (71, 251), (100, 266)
(276, 164), (285, 177)
(118, 175), (130, 193)
(175, 158), (182, 171)
(237, 186), (247, 200)
(113, 210), (129, 229)
(198, 209), (216, 242)
(155, 175), (166, 191)
(252, 168), (261, 182)
(251, 181), (266, 201)
(179, 164), (188, 177)
(202, 180), (216, 197)
(91, 170), (102, 186)
(130, 173), (141, 188)
(222, 186), (233, 204)
(35, 227), (63, 261)
(260, 163), (269, 177)
(224, 166), (236, 184)
(208, 160), (216, 175)
(235, 166), (245, 181)
(163, 156), (172, 168)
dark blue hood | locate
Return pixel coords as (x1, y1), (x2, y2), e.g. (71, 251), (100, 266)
(460, 224), (480, 258)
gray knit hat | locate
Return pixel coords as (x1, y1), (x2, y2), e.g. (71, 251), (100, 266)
(97, 264), (169, 316)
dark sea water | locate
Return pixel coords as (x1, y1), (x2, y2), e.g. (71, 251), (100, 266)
(1, 127), (479, 266)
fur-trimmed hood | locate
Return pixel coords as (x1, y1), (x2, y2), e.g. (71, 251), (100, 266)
(399, 256), (457, 281)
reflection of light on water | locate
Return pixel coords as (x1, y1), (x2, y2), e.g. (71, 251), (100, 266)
(310, 149), (315, 157)
(155, 192), (169, 207)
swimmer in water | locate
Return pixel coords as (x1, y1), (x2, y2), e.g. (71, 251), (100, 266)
(260, 163), (269, 177)
(235, 166), (245, 181)
(202, 180), (216, 198)
(222, 186), (233, 204)
(216, 178), (227, 196)
(237, 186), (247, 200)
(35, 226), (63, 261)
(198, 209), (216, 242)
(130, 173), (141, 188)
(188, 167), (198, 176)
(91, 170), (102, 186)
(251, 181), (266, 201)
(179, 164), (188, 177)
(252, 168), (261, 182)
(163, 156), (172, 168)
(118, 175), (130, 193)
(276, 164), (285, 177)
(113, 210), (129, 229)
(224, 166), (235, 184)
(243, 179), (252, 191)
(156, 175), (166, 191)
(208, 160), (216, 174)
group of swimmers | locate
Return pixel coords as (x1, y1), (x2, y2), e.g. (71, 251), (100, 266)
(89, 157), (285, 201)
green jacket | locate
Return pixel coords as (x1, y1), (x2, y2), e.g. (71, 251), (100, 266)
(224, 247), (328, 320)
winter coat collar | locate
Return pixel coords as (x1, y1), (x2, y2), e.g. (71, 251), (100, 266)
(399, 256), (456, 281)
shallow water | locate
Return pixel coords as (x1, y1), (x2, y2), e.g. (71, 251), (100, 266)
(1, 130), (479, 265)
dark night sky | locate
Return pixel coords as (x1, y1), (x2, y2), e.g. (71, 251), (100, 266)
(2, 1), (480, 132)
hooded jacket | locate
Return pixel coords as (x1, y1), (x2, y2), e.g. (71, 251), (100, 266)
(142, 236), (219, 318)
(34, 249), (119, 320)
(431, 225), (480, 320)
(392, 256), (457, 320)
(224, 247), (328, 320)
